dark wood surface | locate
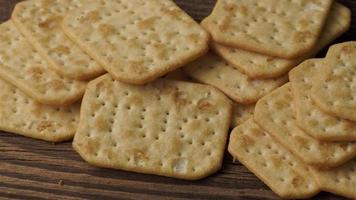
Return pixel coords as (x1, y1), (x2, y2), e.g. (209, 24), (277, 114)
(0, 0), (355, 199)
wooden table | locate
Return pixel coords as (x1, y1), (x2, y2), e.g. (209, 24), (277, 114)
(0, 0), (355, 199)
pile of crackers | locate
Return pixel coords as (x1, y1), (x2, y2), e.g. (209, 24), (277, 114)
(0, 0), (354, 199)
(229, 42), (356, 199)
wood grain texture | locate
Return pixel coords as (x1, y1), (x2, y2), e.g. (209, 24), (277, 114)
(0, 0), (355, 199)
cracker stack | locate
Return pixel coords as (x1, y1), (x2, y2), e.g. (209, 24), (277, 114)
(229, 42), (356, 199)
(0, 20), (82, 142)
(0, 0), (355, 198)
(189, 1), (351, 129)
(12, 0), (105, 80)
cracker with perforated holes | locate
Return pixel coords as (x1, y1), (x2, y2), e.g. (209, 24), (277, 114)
(228, 119), (320, 199)
(205, 3), (351, 79)
(289, 59), (356, 142)
(73, 74), (232, 180)
(62, 0), (209, 85)
(0, 21), (86, 106)
(312, 158), (356, 199)
(0, 77), (79, 142)
(11, 0), (104, 80)
(311, 42), (356, 122)
(205, 0), (333, 59)
(183, 53), (288, 104)
(230, 103), (254, 128)
(254, 83), (356, 168)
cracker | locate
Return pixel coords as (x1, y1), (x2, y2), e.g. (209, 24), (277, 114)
(62, 0), (209, 85)
(231, 103), (254, 128)
(73, 74), (232, 180)
(0, 21), (86, 106)
(289, 59), (356, 142)
(183, 52), (288, 104)
(228, 119), (320, 199)
(205, 0), (333, 59)
(312, 158), (356, 199)
(311, 42), (356, 121)
(207, 3), (351, 79)
(12, 0), (104, 80)
(254, 83), (356, 168)
(0, 77), (79, 142)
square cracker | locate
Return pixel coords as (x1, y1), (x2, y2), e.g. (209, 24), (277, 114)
(183, 52), (288, 104)
(207, 3), (351, 79)
(312, 158), (356, 199)
(62, 0), (209, 85)
(0, 77), (80, 142)
(0, 21), (86, 106)
(73, 74), (232, 180)
(12, 0), (104, 80)
(311, 42), (356, 122)
(205, 0), (333, 59)
(254, 83), (356, 168)
(229, 119), (320, 199)
(289, 59), (356, 142)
